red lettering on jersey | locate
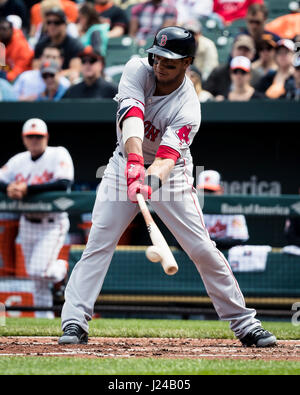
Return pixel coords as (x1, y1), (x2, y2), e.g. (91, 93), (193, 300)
(176, 125), (192, 145)
(15, 171), (54, 185)
(31, 171), (54, 185)
(144, 121), (160, 142)
(15, 174), (30, 183)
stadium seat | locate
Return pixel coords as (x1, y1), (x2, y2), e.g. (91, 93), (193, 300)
(105, 36), (138, 67)
(224, 18), (247, 37)
(135, 37), (153, 57)
(265, 0), (291, 20)
(217, 36), (234, 64)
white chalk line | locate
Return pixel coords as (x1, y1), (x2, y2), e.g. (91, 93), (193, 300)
(0, 349), (255, 358)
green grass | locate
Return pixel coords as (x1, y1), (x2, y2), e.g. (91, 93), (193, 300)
(1, 357), (300, 375)
(0, 318), (299, 375)
(0, 317), (299, 340)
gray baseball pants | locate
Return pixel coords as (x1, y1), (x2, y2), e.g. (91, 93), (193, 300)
(61, 151), (260, 338)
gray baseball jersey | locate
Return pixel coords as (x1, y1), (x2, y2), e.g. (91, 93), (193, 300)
(115, 57), (201, 165)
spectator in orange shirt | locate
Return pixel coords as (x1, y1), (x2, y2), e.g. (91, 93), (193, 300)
(0, 17), (33, 82)
(265, 2), (300, 40)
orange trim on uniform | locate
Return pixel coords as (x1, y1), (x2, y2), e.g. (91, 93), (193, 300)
(197, 184), (222, 192)
(231, 67), (250, 73)
(23, 131), (48, 136)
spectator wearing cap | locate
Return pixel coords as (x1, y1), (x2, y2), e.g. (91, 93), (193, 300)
(251, 34), (277, 84)
(183, 19), (219, 82)
(283, 56), (300, 101)
(197, 170), (249, 250)
(129, 0), (177, 46)
(29, 0), (79, 48)
(77, 2), (110, 57)
(37, 59), (68, 100)
(94, 0), (129, 38)
(14, 44), (70, 101)
(186, 65), (214, 103)
(0, 0), (29, 32)
(241, 3), (281, 60)
(30, 0), (78, 40)
(203, 35), (259, 98)
(0, 17), (34, 82)
(219, 56), (265, 101)
(34, 7), (84, 83)
(62, 46), (118, 99)
(265, 1), (300, 40)
(256, 39), (295, 99)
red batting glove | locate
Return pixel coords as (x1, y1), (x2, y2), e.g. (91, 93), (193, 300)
(125, 154), (150, 202)
(125, 153), (145, 186)
(128, 180), (152, 203)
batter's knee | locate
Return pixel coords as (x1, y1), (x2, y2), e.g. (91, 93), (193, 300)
(189, 239), (219, 265)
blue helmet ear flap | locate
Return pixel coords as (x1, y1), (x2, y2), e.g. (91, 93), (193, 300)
(148, 52), (154, 67)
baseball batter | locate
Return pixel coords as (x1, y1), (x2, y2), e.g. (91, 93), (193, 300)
(59, 27), (276, 347)
(0, 118), (74, 317)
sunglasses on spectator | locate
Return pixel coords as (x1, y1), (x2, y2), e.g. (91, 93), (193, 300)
(81, 57), (98, 65)
(232, 69), (248, 75)
(46, 19), (64, 26)
(42, 73), (55, 79)
(247, 19), (263, 25)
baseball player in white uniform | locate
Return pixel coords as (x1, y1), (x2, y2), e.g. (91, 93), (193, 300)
(0, 118), (74, 317)
(59, 27), (276, 347)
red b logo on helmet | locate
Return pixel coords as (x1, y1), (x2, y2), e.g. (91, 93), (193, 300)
(159, 35), (168, 47)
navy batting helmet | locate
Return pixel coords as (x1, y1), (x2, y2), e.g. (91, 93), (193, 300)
(147, 26), (196, 66)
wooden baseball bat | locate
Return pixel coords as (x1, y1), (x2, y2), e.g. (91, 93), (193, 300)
(136, 193), (178, 275)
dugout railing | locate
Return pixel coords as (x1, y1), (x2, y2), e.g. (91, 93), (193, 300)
(0, 192), (300, 318)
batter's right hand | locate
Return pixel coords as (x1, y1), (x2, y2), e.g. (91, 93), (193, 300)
(128, 180), (152, 203)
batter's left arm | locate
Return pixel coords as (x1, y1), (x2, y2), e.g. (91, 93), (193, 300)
(146, 157), (175, 184)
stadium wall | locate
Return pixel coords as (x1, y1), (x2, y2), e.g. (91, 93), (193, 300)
(0, 100), (299, 193)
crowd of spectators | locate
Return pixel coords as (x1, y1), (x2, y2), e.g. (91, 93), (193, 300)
(0, 0), (299, 103)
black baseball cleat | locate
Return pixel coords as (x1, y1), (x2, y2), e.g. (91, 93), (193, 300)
(240, 327), (277, 348)
(58, 323), (88, 345)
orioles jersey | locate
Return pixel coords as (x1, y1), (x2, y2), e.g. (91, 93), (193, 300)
(114, 57), (201, 165)
(0, 146), (74, 186)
